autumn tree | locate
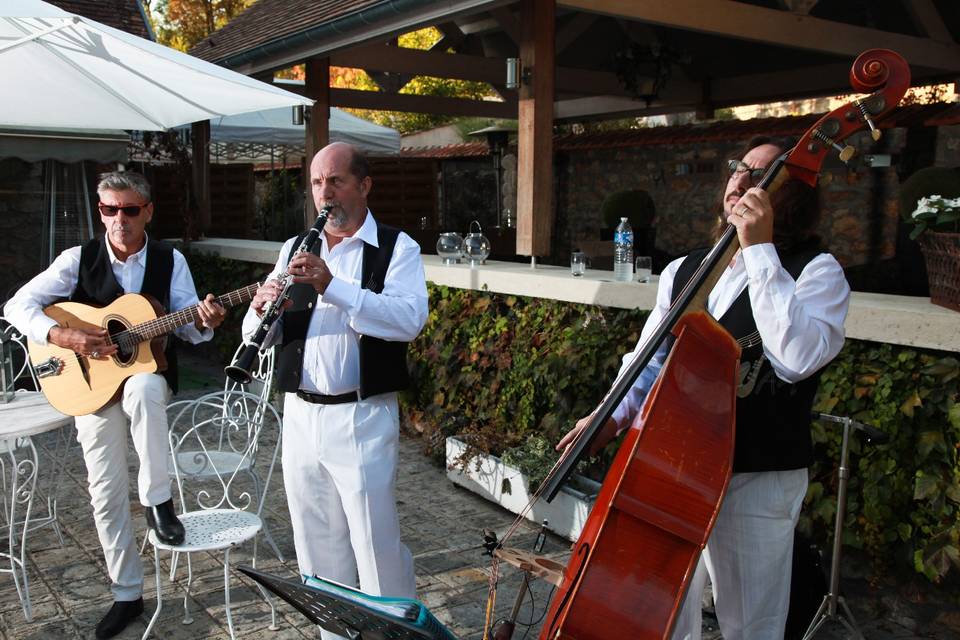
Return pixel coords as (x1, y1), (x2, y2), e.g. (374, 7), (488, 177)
(330, 27), (499, 135)
(147, 0), (253, 52)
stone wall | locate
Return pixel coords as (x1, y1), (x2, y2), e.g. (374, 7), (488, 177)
(555, 128), (907, 268)
(439, 159), (498, 234)
(440, 128), (910, 270)
(935, 124), (960, 167)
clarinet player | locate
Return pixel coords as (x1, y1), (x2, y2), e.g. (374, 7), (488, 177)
(241, 142), (428, 640)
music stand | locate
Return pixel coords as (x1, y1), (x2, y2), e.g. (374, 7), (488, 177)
(238, 565), (459, 640)
(802, 413), (887, 640)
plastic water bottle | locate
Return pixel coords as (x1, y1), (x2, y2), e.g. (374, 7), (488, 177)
(613, 217), (634, 282)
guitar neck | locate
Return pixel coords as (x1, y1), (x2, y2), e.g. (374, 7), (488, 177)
(121, 282), (259, 344)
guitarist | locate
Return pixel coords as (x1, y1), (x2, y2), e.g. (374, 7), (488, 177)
(3, 171), (225, 639)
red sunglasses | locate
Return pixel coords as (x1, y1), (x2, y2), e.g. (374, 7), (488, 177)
(98, 202), (149, 217)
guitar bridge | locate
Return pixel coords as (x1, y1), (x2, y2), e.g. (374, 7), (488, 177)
(34, 357), (64, 378)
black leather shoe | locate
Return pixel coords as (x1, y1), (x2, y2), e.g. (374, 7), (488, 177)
(145, 499), (185, 545)
(95, 598), (144, 639)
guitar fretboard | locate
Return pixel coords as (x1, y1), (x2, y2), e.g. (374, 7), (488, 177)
(111, 283), (259, 349)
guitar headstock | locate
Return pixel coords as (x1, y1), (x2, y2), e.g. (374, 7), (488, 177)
(784, 49), (911, 186)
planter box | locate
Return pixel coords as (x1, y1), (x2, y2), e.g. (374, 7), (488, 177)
(446, 436), (599, 541)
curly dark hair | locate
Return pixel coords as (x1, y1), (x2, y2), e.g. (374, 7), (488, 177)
(711, 135), (821, 253)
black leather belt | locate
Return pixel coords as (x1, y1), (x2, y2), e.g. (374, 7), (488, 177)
(296, 389), (360, 405)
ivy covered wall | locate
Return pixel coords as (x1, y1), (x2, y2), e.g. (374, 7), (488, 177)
(404, 284), (960, 584)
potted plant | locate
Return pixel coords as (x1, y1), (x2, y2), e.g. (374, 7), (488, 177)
(900, 167), (960, 312)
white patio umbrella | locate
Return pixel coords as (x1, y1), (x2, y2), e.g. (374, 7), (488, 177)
(0, 0), (312, 131)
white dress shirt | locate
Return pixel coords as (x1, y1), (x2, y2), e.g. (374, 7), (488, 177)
(610, 242), (850, 429)
(4, 234), (212, 346)
(241, 211), (428, 396)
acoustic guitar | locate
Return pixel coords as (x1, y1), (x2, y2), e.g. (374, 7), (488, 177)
(27, 284), (258, 416)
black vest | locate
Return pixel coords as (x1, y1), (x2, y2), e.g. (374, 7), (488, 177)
(671, 241), (825, 472)
(275, 223), (411, 399)
(71, 237), (179, 393)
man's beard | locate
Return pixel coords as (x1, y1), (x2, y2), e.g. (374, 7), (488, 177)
(323, 204), (349, 228)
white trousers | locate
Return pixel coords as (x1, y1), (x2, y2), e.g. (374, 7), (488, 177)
(671, 469), (808, 640)
(74, 373), (172, 601)
(282, 392), (415, 640)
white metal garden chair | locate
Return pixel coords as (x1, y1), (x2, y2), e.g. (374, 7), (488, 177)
(153, 344), (283, 564)
(142, 387), (283, 639)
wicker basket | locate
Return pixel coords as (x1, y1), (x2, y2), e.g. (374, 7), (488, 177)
(917, 231), (960, 312)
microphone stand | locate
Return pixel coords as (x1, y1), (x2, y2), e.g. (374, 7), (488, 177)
(802, 412), (887, 640)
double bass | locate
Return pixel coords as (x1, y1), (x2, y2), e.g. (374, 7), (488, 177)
(491, 48), (911, 640)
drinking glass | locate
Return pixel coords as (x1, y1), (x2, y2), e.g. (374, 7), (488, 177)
(571, 251), (590, 276)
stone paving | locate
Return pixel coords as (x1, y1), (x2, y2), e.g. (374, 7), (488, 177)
(1, 357), (957, 639)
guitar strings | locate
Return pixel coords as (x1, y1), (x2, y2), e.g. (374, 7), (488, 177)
(48, 284), (259, 372)
(105, 283), (259, 349)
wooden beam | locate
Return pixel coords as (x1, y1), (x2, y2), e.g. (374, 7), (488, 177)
(332, 45), (504, 84)
(516, 0), (554, 257)
(553, 62), (860, 120)
(491, 6), (521, 45)
(779, 0), (818, 14)
(331, 87), (517, 118)
(333, 44), (631, 97)
(433, 21), (467, 51)
(556, 12), (598, 53)
(558, 0), (960, 71)
(904, 0), (954, 43)
(305, 57), (330, 227)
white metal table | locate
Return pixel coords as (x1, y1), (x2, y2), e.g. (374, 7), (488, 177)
(0, 390), (73, 621)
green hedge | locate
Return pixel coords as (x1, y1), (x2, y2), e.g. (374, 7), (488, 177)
(403, 284), (960, 583)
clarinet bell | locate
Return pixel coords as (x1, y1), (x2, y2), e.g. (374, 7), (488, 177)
(224, 344), (258, 384)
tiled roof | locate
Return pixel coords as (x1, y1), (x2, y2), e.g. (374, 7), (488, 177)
(190, 0), (382, 63)
(401, 142), (489, 158)
(49, 0), (151, 39)
(400, 103), (959, 159)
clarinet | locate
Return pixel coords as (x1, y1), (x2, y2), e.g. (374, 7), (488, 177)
(224, 207), (331, 384)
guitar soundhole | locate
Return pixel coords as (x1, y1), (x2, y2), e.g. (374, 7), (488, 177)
(106, 318), (135, 365)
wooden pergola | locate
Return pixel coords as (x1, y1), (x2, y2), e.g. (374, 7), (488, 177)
(191, 0), (960, 257)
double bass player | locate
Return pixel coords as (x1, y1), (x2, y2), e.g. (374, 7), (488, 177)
(560, 136), (851, 640)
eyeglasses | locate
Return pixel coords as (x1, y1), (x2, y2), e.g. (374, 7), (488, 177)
(727, 159), (767, 184)
(98, 202), (149, 217)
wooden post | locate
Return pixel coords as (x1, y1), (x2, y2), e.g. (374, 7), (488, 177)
(516, 0), (554, 257)
(190, 119), (211, 238)
(304, 56), (330, 228)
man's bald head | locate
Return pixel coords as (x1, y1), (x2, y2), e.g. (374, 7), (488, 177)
(309, 142), (372, 236)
